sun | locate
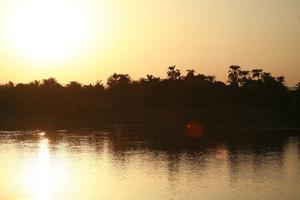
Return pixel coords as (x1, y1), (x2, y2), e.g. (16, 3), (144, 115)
(5, 0), (94, 61)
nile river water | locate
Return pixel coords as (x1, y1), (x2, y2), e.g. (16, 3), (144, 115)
(0, 129), (299, 200)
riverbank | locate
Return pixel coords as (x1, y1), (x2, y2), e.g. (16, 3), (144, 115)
(0, 107), (299, 131)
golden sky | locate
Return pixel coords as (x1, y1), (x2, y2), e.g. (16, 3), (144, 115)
(0, 0), (299, 85)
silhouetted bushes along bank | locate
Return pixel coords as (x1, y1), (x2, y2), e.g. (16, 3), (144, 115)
(0, 65), (300, 128)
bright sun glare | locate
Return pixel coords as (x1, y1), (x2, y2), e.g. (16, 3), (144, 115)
(5, 0), (94, 61)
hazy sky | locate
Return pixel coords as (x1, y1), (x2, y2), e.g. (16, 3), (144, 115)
(0, 0), (299, 85)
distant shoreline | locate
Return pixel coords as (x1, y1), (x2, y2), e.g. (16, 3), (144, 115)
(0, 66), (299, 131)
(0, 107), (299, 131)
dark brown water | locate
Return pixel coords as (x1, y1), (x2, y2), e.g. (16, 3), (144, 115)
(0, 129), (299, 200)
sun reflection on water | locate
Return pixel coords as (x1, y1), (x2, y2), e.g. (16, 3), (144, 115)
(0, 131), (299, 200)
(38, 131), (46, 137)
(34, 136), (51, 200)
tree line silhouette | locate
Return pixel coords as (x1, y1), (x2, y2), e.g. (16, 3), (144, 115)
(0, 65), (299, 126)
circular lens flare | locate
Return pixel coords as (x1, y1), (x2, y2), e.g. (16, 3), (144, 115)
(185, 121), (203, 138)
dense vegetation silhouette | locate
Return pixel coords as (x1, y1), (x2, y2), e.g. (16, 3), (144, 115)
(0, 65), (299, 128)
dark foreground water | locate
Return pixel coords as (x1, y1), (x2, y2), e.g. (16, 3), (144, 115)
(0, 129), (299, 200)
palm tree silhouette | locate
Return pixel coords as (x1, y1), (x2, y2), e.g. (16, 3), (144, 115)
(252, 69), (263, 80)
(167, 66), (181, 80)
(228, 65), (241, 87)
(239, 70), (250, 86)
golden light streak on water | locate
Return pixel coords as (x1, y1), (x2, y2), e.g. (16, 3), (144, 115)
(0, 131), (299, 200)
(34, 138), (51, 200)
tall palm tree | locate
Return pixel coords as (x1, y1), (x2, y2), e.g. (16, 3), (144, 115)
(228, 65), (241, 87)
(167, 66), (181, 80)
(239, 70), (250, 86)
(186, 69), (195, 76)
(252, 69), (263, 80)
(185, 69), (195, 80)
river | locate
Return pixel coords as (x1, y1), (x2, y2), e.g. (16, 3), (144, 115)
(0, 128), (299, 200)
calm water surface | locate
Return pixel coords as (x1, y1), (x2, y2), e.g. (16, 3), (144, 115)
(0, 129), (299, 200)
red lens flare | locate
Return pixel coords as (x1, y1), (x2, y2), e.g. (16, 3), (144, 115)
(185, 121), (203, 138)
